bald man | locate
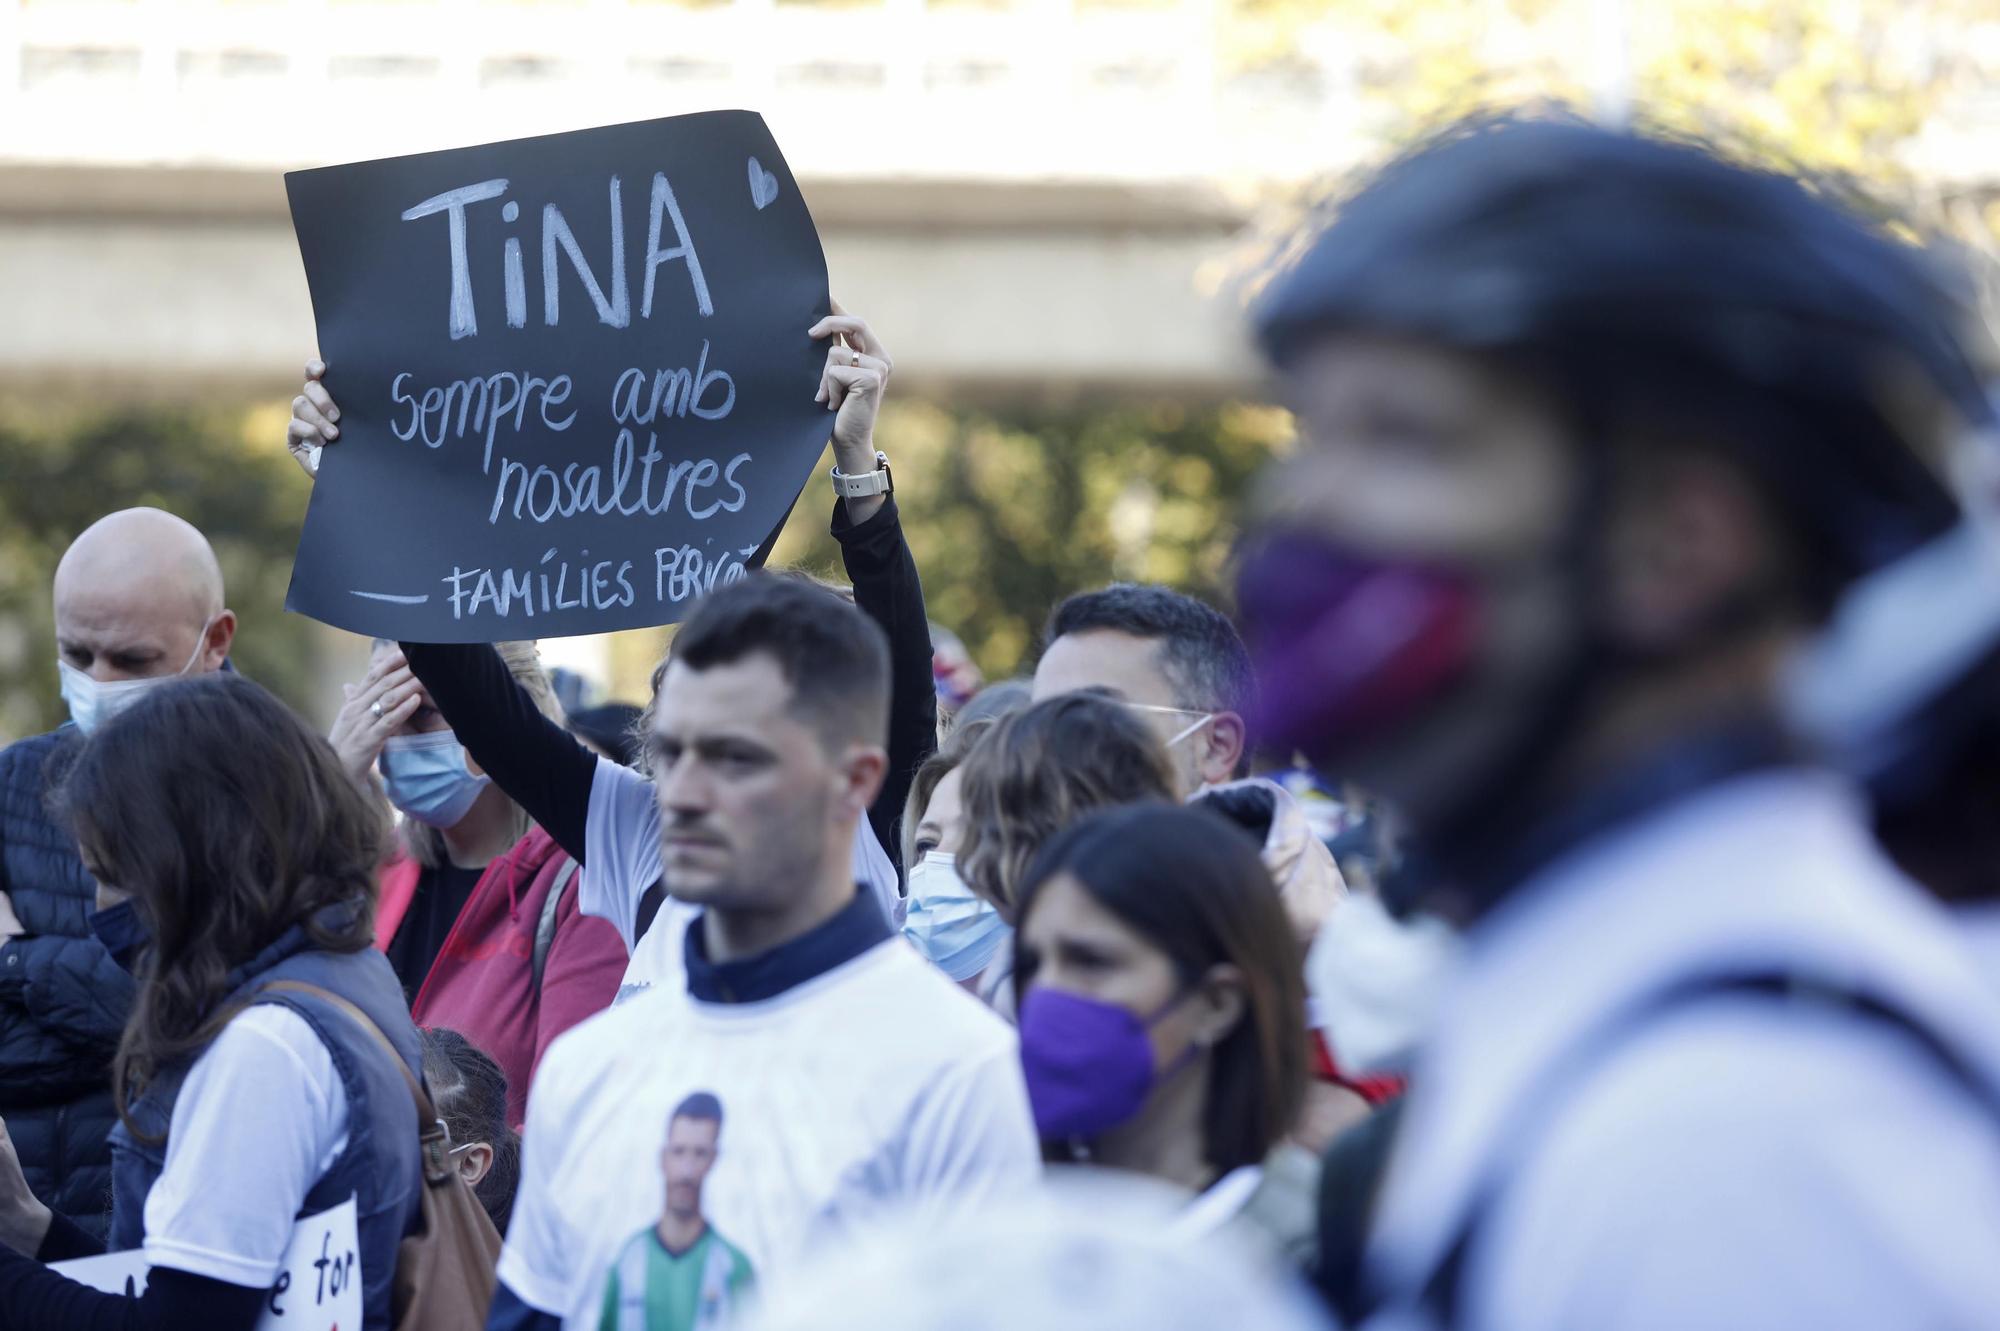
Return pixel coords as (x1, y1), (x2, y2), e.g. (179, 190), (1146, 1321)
(0, 508), (234, 1238)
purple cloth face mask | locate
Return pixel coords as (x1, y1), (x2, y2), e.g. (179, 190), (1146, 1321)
(1237, 533), (1481, 764)
(1018, 987), (1192, 1141)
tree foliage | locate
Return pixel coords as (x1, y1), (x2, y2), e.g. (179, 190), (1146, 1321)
(769, 400), (1296, 679)
(0, 404), (324, 741)
(8, 2), (1999, 719)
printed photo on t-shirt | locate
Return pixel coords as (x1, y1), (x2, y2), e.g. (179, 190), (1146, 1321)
(598, 1091), (757, 1331)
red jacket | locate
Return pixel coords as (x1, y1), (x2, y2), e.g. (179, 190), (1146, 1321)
(376, 827), (626, 1126)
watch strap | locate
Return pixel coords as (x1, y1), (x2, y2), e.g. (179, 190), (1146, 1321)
(831, 451), (893, 499)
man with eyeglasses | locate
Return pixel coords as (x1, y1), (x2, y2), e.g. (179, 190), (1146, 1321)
(1031, 584), (1249, 798)
(1031, 584), (1345, 935)
(1028, 583), (1358, 1154)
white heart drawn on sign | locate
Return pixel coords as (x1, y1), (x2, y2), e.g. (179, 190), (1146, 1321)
(748, 157), (780, 210)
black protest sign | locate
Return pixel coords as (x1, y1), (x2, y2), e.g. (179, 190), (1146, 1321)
(284, 111), (829, 641)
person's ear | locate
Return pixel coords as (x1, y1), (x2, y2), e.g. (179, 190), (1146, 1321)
(1190, 963), (1249, 1048)
(456, 1142), (495, 1188)
(198, 610), (238, 673)
(835, 745), (888, 818)
(1600, 451), (1781, 653)
(1199, 712), (1248, 786)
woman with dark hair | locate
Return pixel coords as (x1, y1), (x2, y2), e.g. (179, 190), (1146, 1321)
(1012, 804), (1311, 1250)
(0, 673), (427, 1331)
(422, 1028), (521, 1235)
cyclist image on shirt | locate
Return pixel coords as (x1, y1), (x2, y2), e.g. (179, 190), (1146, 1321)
(600, 1093), (756, 1331)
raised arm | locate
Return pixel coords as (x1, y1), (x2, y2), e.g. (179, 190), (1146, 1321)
(811, 306), (937, 874)
(834, 497), (935, 871)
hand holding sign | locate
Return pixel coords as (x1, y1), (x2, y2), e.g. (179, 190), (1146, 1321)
(284, 112), (835, 641)
(810, 302), (895, 524)
(286, 360), (339, 479)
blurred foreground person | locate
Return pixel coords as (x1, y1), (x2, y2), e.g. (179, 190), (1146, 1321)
(0, 674), (428, 1330)
(1241, 115), (2000, 1328)
(738, 1171), (1333, 1331)
(0, 509), (236, 1239)
(1013, 805), (1314, 1261)
(1785, 507), (2000, 938)
(489, 578), (1035, 1331)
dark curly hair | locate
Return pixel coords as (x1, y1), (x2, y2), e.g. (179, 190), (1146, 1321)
(56, 672), (385, 1135)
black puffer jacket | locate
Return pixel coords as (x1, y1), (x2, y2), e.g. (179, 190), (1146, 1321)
(0, 727), (133, 1239)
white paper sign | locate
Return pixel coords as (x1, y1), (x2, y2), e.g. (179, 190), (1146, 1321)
(53, 1197), (364, 1329)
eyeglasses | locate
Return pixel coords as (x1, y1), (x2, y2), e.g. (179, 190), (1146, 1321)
(1115, 701), (1215, 748)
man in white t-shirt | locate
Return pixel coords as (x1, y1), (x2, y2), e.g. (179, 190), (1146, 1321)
(486, 576), (1039, 1331)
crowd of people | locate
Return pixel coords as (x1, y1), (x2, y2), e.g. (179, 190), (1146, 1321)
(5, 111), (2000, 1330)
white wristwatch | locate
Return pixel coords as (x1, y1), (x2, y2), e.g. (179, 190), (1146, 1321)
(831, 451), (894, 499)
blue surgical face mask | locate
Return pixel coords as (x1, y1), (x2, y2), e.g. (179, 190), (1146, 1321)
(379, 730), (492, 828)
(902, 852), (1011, 983)
(57, 620), (212, 735)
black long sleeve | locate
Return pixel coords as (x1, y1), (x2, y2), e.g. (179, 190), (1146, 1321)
(36, 1210), (104, 1263)
(0, 1248), (266, 1331)
(399, 642), (598, 863)
(831, 497), (937, 876)
(405, 495), (932, 877)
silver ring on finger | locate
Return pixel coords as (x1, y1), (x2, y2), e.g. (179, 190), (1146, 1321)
(371, 701), (384, 720)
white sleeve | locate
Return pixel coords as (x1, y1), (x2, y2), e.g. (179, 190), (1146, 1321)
(899, 1038), (1042, 1219)
(494, 1042), (579, 1316)
(579, 755), (664, 950)
(142, 1006), (348, 1287)
(850, 819), (901, 925)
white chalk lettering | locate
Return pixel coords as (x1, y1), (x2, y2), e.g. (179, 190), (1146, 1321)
(655, 543), (748, 605)
(689, 340), (735, 420)
(390, 370), (574, 473)
(608, 346), (735, 426)
(501, 199), (527, 329)
(487, 440), (749, 526)
(643, 171), (714, 319)
(401, 171), (718, 337)
(401, 179), (510, 340)
(444, 548), (641, 620)
(543, 176), (630, 329)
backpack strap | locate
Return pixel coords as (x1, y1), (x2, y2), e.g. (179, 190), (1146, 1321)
(260, 978), (456, 1184)
(1410, 970), (2000, 1327)
(531, 857), (582, 995)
